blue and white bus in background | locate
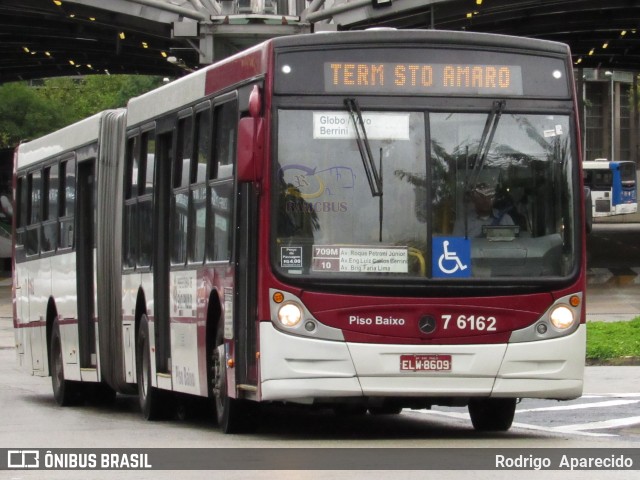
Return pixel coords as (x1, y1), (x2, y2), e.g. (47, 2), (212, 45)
(583, 159), (638, 217)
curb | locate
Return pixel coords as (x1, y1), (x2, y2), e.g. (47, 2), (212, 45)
(586, 356), (640, 366)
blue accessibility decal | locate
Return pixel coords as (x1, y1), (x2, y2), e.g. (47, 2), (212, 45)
(432, 237), (471, 278)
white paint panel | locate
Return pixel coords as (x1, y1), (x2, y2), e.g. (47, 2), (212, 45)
(493, 324), (586, 399)
(126, 72), (207, 127)
(259, 322), (356, 382)
(17, 112), (105, 168)
(170, 322), (201, 395)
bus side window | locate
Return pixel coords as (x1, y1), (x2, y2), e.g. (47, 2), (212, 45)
(25, 170), (42, 256)
(15, 176), (27, 250)
(123, 136), (139, 269)
(59, 158), (76, 250)
(41, 163), (59, 253)
(194, 107), (210, 184)
(207, 99), (237, 262)
(188, 106), (210, 264)
(137, 130), (155, 268)
(213, 101), (237, 180)
(172, 115), (192, 265)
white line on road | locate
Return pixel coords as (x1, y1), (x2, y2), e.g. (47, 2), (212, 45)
(516, 399), (640, 413)
(554, 416), (640, 432)
(406, 409), (616, 437)
(582, 393), (640, 398)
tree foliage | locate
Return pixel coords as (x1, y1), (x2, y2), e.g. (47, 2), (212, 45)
(0, 75), (164, 148)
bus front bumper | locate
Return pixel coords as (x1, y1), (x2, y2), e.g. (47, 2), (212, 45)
(259, 322), (585, 403)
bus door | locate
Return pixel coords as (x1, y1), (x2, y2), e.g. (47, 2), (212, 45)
(233, 89), (259, 391)
(235, 180), (258, 389)
(152, 129), (173, 374)
(76, 158), (96, 368)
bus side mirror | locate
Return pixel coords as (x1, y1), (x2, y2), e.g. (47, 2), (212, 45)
(584, 186), (593, 234)
(236, 86), (263, 183)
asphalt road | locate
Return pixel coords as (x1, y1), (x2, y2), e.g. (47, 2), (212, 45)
(587, 223), (640, 271)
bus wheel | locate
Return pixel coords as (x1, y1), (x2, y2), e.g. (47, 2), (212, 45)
(50, 319), (82, 406)
(136, 315), (165, 420)
(468, 398), (516, 432)
(212, 326), (251, 433)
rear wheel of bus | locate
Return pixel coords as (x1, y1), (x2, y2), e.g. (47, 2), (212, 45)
(50, 319), (82, 406)
(468, 398), (516, 431)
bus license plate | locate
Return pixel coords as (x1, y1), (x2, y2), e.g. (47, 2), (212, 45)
(400, 354), (452, 372)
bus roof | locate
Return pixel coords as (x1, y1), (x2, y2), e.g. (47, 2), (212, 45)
(125, 29), (571, 129)
(16, 110), (120, 169)
(126, 41), (270, 128)
(269, 29), (571, 55)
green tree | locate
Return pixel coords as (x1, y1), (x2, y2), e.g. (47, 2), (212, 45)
(0, 75), (165, 148)
(0, 82), (67, 147)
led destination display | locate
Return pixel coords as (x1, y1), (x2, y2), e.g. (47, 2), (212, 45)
(325, 62), (524, 95)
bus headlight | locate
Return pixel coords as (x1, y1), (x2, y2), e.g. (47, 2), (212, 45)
(278, 303), (303, 327)
(549, 305), (575, 330)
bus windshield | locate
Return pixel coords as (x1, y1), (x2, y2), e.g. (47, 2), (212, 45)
(274, 108), (576, 281)
(618, 161), (637, 186)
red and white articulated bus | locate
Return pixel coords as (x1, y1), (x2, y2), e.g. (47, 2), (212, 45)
(13, 29), (587, 433)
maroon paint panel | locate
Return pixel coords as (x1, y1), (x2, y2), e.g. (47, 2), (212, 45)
(204, 45), (270, 97)
(299, 290), (555, 344)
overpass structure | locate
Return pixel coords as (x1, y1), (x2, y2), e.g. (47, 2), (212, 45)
(3, 0), (640, 163)
(3, 0), (640, 82)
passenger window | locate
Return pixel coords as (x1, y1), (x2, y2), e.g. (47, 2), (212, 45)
(141, 131), (156, 196)
(30, 171), (42, 224)
(190, 186), (207, 263)
(61, 159), (76, 217)
(123, 203), (137, 269)
(16, 176), (27, 229)
(213, 101), (237, 180)
(175, 116), (193, 189)
(171, 192), (188, 265)
(44, 164), (59, 221)
(125, 137), (139, 199)
(138, 200), (153, 268)
(194, 109), (210, 184)
(59, 159), (76, 249)
(208, 183), (233, 261)
(42, 164), (59, 253)
(15, 176), (27, 248)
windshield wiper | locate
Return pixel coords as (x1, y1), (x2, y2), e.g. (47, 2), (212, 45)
(344, 98), (383, 197)
(468, 99), (506, 191)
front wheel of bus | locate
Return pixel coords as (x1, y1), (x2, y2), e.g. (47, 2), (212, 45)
(212, 325), (251, 433)
(136, 315), (165, 420)
(50, 319), (82, 406)
(468, 398), (516, 432)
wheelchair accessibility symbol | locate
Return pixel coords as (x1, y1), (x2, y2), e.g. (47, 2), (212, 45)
(432, 237), (471, 278)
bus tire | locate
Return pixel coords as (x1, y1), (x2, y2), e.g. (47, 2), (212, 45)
(468, 398), (516, 432)
(136, 315), (166, 420)
(50, 319), (83, 406)
(212, 324), (252, 433)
